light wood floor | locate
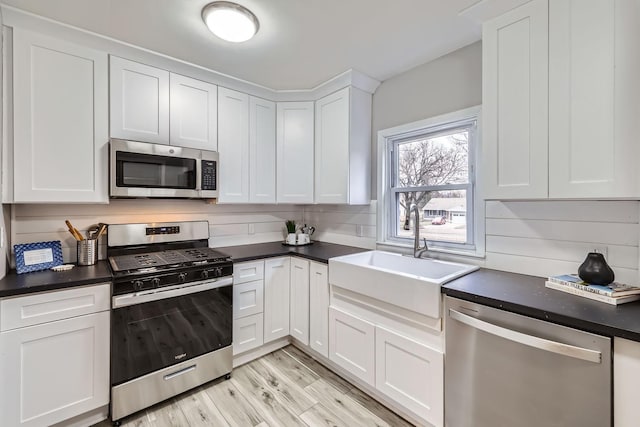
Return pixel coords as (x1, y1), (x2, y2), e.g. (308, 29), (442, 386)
(98, 345), (415, 427)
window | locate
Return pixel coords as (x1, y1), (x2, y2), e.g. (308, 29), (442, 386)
(378, 107), (481, 254)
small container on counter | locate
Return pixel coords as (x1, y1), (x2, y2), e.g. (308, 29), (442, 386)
(77, 239), (98, 266)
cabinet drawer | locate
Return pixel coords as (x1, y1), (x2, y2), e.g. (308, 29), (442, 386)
(233, 280), (264, 319)
(233, 313), (264, 355)
(1, 283), (111, 331)
(233, 260), (265, 284)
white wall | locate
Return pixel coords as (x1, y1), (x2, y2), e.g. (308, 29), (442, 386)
(10, 200), (303, 264)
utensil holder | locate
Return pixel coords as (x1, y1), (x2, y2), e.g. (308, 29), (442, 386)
(77, 239), (98, 266)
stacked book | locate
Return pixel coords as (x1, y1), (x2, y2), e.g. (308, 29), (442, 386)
(546, 274), (640, 305)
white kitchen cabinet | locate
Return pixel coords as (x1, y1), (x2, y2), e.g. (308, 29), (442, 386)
(249, 96), (277, 203)
(263, 257), (291, 342)
(309, 262), (329, 357)
(315, 87), (371, 204)
(110, 56), (169, 144)
(614, 337), (640, 427)
(11, 28), (109, 203)
(289, 257), (310, 345)
(233, 260), (265, 284)
(169, 73), (218, 151)
(276, 102), (315, 204)
(548, 0), (640, 198)
(375, 326), (443, 427)
(482, 0), (549, 199)
(233, 313), (264, 355)
(0, 285), (110, 427)
(329, 307), (375, 386)
(233, 280), (264, 319)
(218, 87), (250, 203)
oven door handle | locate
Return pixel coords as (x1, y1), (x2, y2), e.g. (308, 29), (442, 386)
(112, 277), (233, 308)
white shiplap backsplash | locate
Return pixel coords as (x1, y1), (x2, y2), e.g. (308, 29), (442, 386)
(484, 201), (639, 284)
(10, 200), (303, 264)
(302, 202), (377, 249)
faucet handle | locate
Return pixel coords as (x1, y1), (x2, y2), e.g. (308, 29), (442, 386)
(423, 237), (428, 249)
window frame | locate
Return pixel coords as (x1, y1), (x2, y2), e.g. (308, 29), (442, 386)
(377, 106), (485, 257)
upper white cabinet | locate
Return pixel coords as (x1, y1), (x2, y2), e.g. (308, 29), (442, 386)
(110, 56), (170, 144)
(11, 29), (109, 203)
(277, 102), (315, 204)
(169, 73), (218, 151)
(482, 0), (549, 199)
(249, 97), (277, 203)
(315, 87), (371, 204)
(548, 0), (640, 198)
(218, 87), (250, 203)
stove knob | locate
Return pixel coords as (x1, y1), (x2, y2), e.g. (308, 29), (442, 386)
(179, 272), (188, 283)
(133, 280), (144, 291)
(201, 270), (209, 280)
(152, 278), (161, 288)
(215, 267), (224, 277)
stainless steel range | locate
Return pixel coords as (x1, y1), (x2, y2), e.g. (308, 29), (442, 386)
(107, 221), (233, 422)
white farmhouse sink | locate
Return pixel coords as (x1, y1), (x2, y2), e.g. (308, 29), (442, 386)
(329, 251), (479, 317)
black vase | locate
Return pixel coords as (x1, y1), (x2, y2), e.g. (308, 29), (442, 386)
(578, 252), (615, 285)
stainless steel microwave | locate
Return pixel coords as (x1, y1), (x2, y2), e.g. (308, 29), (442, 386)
(110, 139), (219, 199)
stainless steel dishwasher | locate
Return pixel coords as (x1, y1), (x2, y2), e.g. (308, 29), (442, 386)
(444, 296), (611, 427)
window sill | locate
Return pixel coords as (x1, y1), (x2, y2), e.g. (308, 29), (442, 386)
(376, 240), (486, 260)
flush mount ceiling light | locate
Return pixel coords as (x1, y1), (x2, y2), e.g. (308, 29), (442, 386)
(202, 1), (259, 43)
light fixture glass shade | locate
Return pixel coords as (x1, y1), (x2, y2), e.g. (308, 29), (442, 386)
(202, 1), (259, 43)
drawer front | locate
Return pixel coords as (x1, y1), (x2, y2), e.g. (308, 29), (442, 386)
(233, 260), (265, 284)
(233, 280), (264, 319)
(233, 313), (264, 355)
(1, 283), (111, 331)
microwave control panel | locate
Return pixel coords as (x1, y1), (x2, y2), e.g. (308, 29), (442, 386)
(201, 160), (217, 190)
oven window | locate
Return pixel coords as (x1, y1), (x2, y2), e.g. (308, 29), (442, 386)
(116, 151), (196, 189)
(111, 286), (232, 386)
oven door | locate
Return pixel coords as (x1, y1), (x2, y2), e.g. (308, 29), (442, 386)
(111, 279), (232, 386)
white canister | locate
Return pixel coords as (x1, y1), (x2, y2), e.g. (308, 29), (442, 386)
(286, 233), (297, 244)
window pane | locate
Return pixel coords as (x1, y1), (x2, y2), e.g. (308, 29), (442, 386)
(396, 190), (468, 244)
(395, 129), (469, 187)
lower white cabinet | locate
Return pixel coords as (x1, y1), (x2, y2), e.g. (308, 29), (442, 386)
(233, 313), (264, 355)
(233, 280), (264, 319)
(264, 257), (291, 342)
(375, 326), (443, 427)
(613, 337), (640, 427)
(0, 309), (109, 427)
(309, 262), (329, 357)
(328, 307), (375, 386)
(290, 258), (310, 345)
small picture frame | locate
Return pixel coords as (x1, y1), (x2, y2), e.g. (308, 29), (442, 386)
(14, 241), (64, 274)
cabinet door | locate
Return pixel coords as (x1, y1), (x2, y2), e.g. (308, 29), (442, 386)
(329, 307), (375, 386)
(315, 87), (350, 204)
(110, 56), (169, 144)
(289, 258), (310, 345)
(0, 311), (109, 427)
(375, 326), (443, 427)
(233, 313), (264, 355)
(169, 73), (217, 150)
(614, 337), (640, 427)
(276, 102), (314, 203)
(309, 262), (329, 357)
(482, 0), (548, 199)
(548, 0), (640, 198)
(12, 29), (108, 203)
(218, 87), (250, 203)
(249, 96), (276, 203)
(263, 257), (291, 342)
(233, 280), (264, 319)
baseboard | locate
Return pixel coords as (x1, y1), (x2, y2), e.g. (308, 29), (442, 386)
(232, 337), (291, 368)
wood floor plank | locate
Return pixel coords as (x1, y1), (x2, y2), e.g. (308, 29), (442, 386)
(144, 399), (190, 427)
(203, 379), (265, 427)
(248, 357), (318, 414)
(120, 414), (152, 427)
(262, 349), (320, 387)
(230, 364), (307, 427)
(305, 379), (390, 427)
(300, 403), (350, 427)
(176, 387), (231, 426)
(283, 345), (353, 394)
(346, 387), (414, 427)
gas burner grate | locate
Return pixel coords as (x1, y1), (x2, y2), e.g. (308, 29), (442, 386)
(109, 247), (230, 273)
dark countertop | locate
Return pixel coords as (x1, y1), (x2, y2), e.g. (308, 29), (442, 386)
(0, 261), (112, 298)
(217, 241), (369, 264)
(443, 268), (640, 342)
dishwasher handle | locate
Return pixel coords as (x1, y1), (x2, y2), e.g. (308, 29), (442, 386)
(448, 308), (602, 364)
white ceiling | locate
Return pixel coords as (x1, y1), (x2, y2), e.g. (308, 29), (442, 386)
(1, 0), (483, 90)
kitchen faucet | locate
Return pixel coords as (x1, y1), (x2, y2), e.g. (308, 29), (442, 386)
(410, 203), (428, 258)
